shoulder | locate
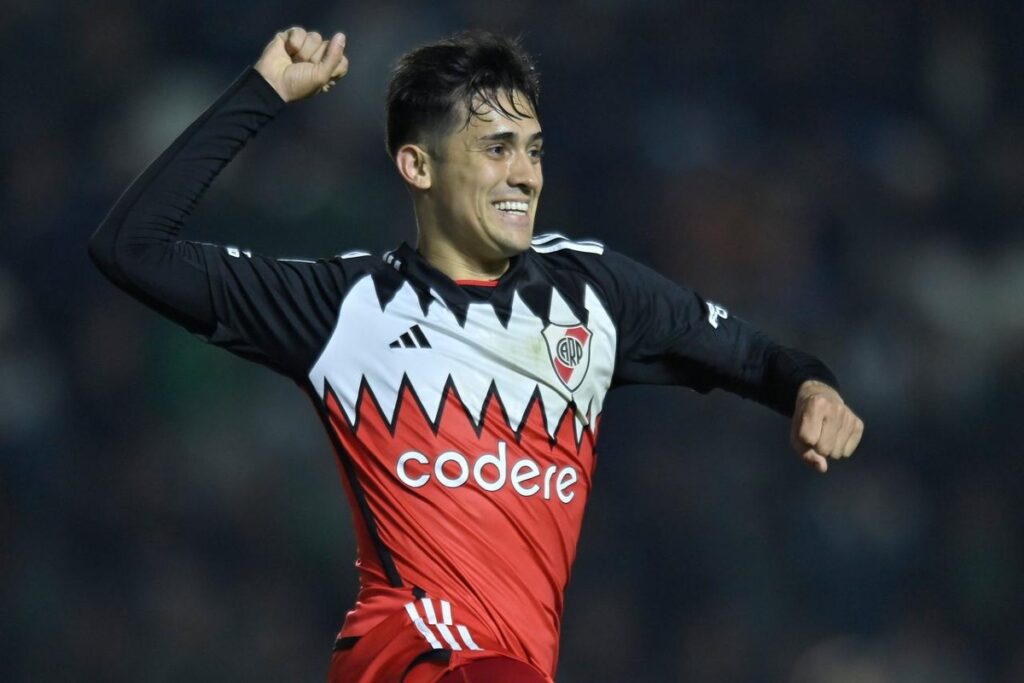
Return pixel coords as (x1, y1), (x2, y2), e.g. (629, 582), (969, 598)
(527, 232), (641, 280)
(257, 247), (398, 294)
(525, 232), (629, 311)
(526, 232), (693, 312)
(317, 248), (393, 279)
(529, 232), (606, 256)
(332, 248), (379, 269)
(526, 232), (608, 272)
(532, 232), (602, 262)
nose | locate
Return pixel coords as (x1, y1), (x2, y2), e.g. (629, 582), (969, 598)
(507, 150), (540, 194)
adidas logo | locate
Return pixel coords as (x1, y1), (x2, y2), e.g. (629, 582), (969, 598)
(389, 324), (432, 349)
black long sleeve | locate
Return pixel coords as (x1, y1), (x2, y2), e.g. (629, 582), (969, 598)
(585, 247), (839, 416)
(89, 67), (352, 380)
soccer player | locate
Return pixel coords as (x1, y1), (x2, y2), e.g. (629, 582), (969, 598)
(89, 26), (863, 683)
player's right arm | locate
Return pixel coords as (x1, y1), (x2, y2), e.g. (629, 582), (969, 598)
(88, 28), (353, 380)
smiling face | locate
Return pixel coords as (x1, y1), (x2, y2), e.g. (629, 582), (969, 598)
(416, 89), (544, 277)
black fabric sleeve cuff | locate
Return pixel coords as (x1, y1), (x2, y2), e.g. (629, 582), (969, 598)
(241, 65), (288, 115)
(763, 345), (841, 417)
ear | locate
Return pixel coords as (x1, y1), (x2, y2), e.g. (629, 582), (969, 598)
(395, 144), (432, 190)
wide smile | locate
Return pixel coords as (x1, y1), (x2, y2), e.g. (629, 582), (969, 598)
(492, 200), (530, 217)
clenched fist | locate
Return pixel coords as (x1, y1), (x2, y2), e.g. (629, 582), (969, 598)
(791, 380), (864, 473)
(255, 27), (349, 103)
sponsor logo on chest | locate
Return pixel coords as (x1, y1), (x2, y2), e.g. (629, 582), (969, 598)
(396, 441), (579, 503)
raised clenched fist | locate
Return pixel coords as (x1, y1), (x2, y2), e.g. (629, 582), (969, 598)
(790, 380), (864, 473)
(255, 27), (349, 103)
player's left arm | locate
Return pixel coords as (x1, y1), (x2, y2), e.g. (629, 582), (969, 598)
(587, 246), (864, 472)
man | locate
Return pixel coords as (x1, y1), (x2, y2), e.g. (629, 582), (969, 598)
(89, 26), (863, 683)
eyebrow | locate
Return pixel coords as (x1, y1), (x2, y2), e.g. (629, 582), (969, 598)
(478, 131), (544, 144)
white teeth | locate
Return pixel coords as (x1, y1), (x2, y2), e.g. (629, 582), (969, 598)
(494, 201), (529, 214)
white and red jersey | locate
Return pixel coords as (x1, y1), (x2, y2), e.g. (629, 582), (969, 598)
(312, 238), (615, 673)
(89, 67), (838, 679)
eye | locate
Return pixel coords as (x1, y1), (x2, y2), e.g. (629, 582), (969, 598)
(529, 147), (545, 160)
(487, 144), (507, 157)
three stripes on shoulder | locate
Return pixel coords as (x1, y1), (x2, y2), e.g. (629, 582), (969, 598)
(530, 233), (604, 255)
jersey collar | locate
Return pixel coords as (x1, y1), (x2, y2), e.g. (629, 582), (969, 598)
(391, 242), (528, 327)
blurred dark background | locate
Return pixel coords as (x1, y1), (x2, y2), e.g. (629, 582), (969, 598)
(2, 0), (1022, 681)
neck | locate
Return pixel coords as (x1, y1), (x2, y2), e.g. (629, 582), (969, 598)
(414, 202), (510, 280)
(417, 236), (509, 281)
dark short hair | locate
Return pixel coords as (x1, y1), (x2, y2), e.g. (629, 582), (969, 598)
(385, 30), (540, 157)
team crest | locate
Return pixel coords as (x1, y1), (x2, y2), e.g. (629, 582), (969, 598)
(543, 323), (592, 392)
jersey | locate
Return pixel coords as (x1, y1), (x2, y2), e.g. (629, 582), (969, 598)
(88, 66), (839, 680)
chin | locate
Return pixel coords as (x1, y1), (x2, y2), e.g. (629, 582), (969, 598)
(480, 223), (532, 259)
(497, 231), (534, 257)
